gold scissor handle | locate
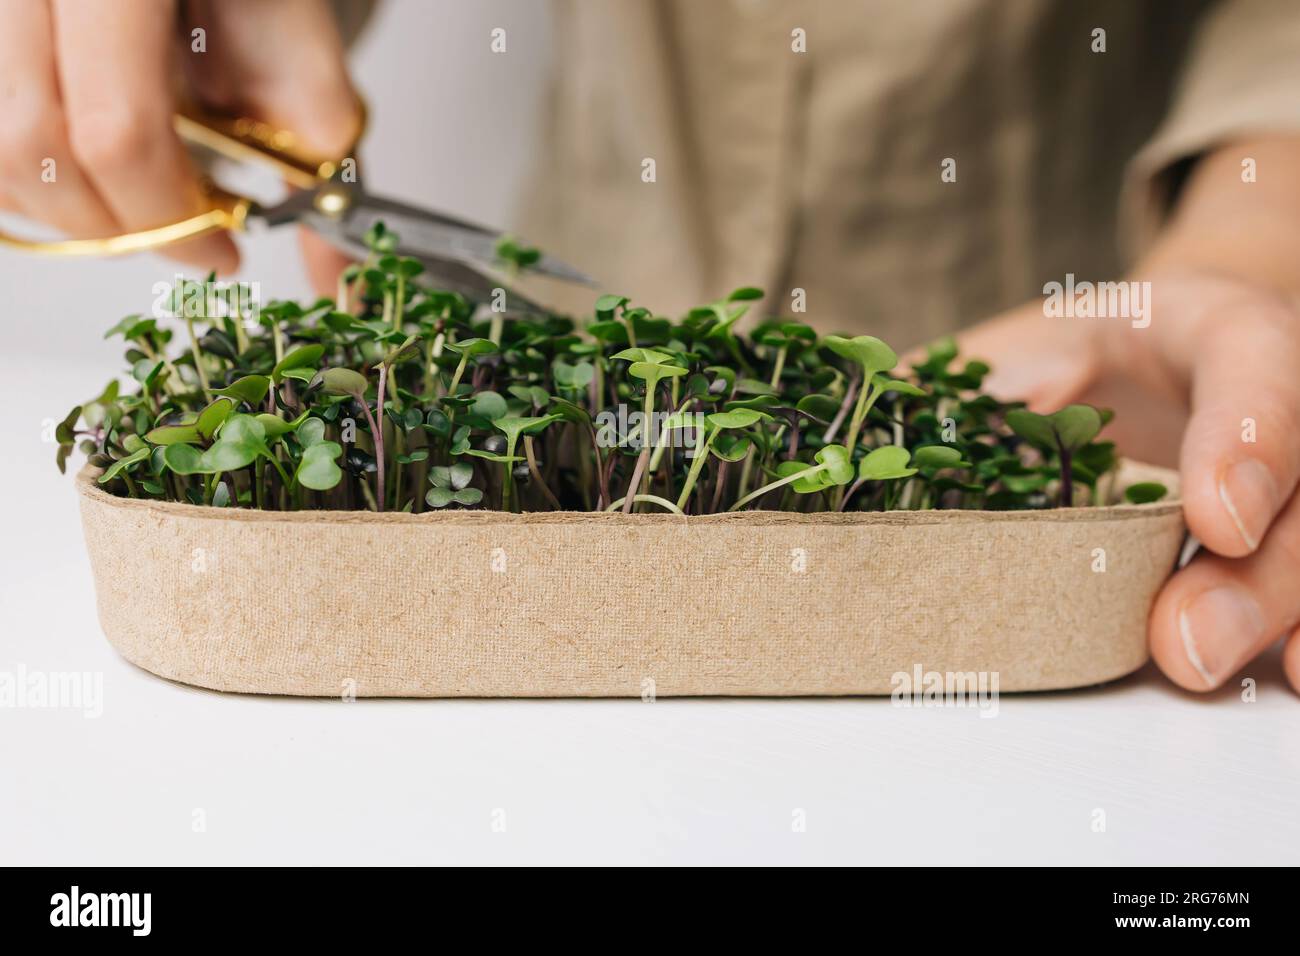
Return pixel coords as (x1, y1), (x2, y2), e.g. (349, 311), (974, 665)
(173, 98), (356, 190)
(0, 98), (363, 257)
(0, 185), (251, 257)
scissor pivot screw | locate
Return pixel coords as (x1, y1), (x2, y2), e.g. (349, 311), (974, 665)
(314, 187), (351, 218)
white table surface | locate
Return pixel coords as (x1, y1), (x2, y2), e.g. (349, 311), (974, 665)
(3, 350), (1298, 867)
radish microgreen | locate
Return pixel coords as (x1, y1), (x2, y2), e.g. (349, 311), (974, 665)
(58, 226), (1160, 513)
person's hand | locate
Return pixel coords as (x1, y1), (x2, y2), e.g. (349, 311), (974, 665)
(957, 267), (1300, 695)
(0, 0), (361, 274)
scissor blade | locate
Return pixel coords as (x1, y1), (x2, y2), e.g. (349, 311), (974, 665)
(293, 209), (552, 316)
(342, 191), (595, 286)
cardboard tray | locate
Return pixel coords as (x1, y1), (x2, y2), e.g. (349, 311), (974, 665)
(75, 463), (1184, 697)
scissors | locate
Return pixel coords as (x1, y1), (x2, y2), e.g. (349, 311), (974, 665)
(0, 99), (594, 312)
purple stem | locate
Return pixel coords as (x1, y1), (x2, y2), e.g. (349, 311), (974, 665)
(823, 377), (858, 444)
(1059, 448), (1073, 508)
(622, 447), (650, 514)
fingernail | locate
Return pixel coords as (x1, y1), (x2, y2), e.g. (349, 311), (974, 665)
(1177, 586), (1265, 687)
(1218, 459), (1277, 552)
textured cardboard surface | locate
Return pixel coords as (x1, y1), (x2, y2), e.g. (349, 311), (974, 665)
(76, 464), (1185, 697)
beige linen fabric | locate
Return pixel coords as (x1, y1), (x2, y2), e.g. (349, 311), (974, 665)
(77, 465), (1183, 697)
(1122, 0), (1300, 250)
(518, 0), (1300, 347)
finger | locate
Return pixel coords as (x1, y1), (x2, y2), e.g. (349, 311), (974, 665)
(0, 0), (119, 236)
(299, 226), (355, 299)
(50, 0), (238, 273)
(1149, 483), (1300, 690)
(1178, 296), (1300, 558)
(947, 302), (1100, 410)
(183, 0), (362, 158)
(183, 0), (360, 290)
(1284, 627), (1300, 695)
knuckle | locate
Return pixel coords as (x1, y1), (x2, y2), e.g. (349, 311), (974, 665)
(68, 105), (165, 173)
(1249, 384), (1300, 426)
(1215, 302), (1300, 369)
(303, 104), (363, 159)
(1247, 304), (1300, 349)
(293, 77), (363, 157)
(1203, 293), (1299, 360)
(0, 102), (60, 175)
(1244, 386), (1300, 476)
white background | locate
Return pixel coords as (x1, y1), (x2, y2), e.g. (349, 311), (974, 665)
(2, 1), (1298, 866)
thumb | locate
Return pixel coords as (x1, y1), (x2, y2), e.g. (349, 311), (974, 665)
(300, 226), (356, 299)
(182, 0), (363, 294)
(185, 0), (363, 159)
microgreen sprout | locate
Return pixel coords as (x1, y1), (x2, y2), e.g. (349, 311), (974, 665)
(58, 226), (1160, 515)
